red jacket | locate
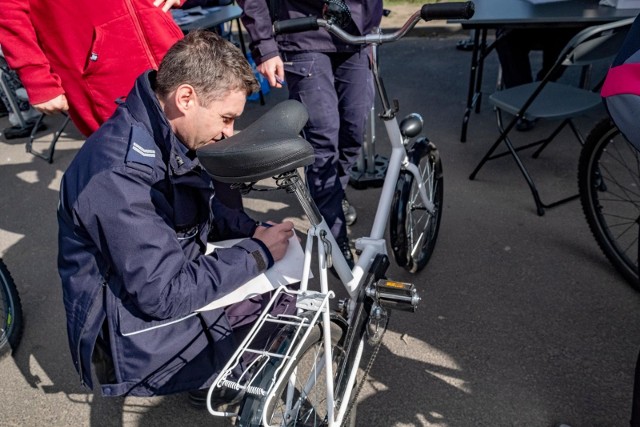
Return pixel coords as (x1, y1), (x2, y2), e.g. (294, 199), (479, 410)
(0, 0), (184, 136)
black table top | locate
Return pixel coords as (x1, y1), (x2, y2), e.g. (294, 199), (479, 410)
(175, 5), (242, 33)
(451, 0), (639, 27)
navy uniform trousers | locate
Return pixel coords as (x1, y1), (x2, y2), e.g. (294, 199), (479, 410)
(283, 48), (374, 241)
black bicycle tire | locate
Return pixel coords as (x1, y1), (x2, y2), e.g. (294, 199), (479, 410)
(578, 118), (640, 290)
(0, 258), (24, 359)
(389, 138), (443, 273)
(238, 320), (347, 427)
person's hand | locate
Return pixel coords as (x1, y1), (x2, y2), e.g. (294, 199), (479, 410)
(257, 56), (286, 89)
(154, 0), (181, 12)
(33, 94), (69, 115)
(253, 221), (295, 262)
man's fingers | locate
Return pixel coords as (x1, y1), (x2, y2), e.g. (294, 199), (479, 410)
(153, 0), (179, 12)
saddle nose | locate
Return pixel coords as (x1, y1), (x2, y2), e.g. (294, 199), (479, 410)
(197, 100), (315, 183)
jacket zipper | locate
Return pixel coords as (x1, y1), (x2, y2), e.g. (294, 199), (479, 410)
(77, 280), (107, 387)
(124, 0), (158, 69)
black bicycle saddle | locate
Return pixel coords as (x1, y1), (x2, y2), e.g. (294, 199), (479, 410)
(197, 99), (314, 183)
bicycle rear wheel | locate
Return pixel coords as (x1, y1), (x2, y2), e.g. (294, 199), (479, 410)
(238, 319), (349, 427)
(390, 138), (443, 273)
(0, 259), (23, 359)
(578, 118), (640, 290)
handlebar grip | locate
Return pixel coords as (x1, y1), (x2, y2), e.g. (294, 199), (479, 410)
(420, 1), (475, 21)
(273, 17), (319, 34)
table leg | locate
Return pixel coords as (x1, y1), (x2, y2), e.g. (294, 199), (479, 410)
(460, 28), (483, 142)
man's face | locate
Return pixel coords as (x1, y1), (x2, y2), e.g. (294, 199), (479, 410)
(179, 89), (246, 151)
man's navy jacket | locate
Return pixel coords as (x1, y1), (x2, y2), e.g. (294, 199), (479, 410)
(57, 71), (273, 396)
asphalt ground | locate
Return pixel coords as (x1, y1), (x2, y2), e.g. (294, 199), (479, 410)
(1, 21), (639, 427)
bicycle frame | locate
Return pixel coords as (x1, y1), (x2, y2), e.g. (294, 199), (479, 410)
(263, 40), (435, 425)
(205, 4), (475, 425)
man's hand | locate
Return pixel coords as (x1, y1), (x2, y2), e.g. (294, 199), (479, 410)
(257, 56), (286, 89)
(33, 94), (69, 115)
(253, 221), (295, 262)
(154, 0), (181, 12)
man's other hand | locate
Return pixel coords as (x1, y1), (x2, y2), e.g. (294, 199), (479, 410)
(253, 221), (295, 262)
(154, 0), (182, 12)
(257, 56), (285, 89)
(33, 94), (69, 115)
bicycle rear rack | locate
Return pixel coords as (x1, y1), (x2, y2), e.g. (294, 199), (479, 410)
(207, 286), (333, 418)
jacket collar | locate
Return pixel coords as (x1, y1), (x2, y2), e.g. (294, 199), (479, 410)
(125, 71), (201, 176)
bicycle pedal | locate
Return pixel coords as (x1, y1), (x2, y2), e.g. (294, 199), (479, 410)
(366, 279), (420, 312)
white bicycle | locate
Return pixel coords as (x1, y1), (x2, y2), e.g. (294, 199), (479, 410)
(196, 3), (475, 425)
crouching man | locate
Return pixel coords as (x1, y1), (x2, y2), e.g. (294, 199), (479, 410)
(57, 30), (295, 400)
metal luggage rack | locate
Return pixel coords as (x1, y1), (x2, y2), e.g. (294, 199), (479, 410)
(208, 286), (333, 417)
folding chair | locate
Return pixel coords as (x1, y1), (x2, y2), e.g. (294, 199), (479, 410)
(469, 17), (635, 216)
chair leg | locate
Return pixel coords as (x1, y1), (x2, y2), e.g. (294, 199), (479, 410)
(26, 113), (71, 163)
(469, 108), (519, 180)
(470, 111), (578, 216)
(531, 119), (570, 158)
(500, 133), (548, 216)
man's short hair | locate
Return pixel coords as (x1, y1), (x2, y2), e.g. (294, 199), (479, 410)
(155, 30), (259, 105)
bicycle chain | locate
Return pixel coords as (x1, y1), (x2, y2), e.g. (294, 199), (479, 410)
(340, 311), (391, 427)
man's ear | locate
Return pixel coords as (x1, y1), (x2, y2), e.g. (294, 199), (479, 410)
(175, 84), (196, 114)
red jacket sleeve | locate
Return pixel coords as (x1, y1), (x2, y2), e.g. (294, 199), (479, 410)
(0, 0), (65, 105)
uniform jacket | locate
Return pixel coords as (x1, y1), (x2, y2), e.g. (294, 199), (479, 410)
(237, 0), (383, 65)
(57, 70), (273, 396)
(0, 0), (184, 136)
(600, 14), (640, 151)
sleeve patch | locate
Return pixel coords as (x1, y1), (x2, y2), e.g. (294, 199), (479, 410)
(126, 125), (157, 168)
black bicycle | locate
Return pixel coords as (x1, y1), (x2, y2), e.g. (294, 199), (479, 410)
(578, 117), (640, 291)
(0, 258), (23, 359)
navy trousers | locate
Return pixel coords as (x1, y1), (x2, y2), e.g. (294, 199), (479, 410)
(495, 28), (579, 89)
(283, 49), (374, 240)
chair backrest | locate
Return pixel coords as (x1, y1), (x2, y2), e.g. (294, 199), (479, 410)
(559, 17), (635, 68)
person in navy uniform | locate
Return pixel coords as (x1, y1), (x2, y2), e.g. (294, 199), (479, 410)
(237, 0), (383, 267)
(57, 30), (295, 398)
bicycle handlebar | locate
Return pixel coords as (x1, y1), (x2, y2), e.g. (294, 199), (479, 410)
(421, 1), (475, 21)
(274, 2), (475, 44)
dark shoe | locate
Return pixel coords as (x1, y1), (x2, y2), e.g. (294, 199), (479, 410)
(342, 197), (357, 226)
(329, 236), (355, 279)
(336, 236), (355, 270)
(188, 386), (244, 411)
(515, 118), (537, 132)
(3, 118), (46, 140)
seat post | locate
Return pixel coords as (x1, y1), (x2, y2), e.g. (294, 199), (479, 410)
(276, 170), (323, 228)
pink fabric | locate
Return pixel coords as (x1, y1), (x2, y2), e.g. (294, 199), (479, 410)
(601, 63), (640, 98)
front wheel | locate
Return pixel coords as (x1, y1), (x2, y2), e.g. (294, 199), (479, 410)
(390, 138), (444, 273)
(238, 319), (349, 427)
(0, 259), (23, 359)
(578, 118), (640, 290)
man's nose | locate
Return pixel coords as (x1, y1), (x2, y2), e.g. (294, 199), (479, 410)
(223, 122), (235, 138)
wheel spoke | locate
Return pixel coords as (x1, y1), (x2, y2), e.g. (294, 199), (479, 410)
(580, 120), (640, 288)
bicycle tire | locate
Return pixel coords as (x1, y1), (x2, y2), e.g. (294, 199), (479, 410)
(390, 137), (443, 273)
(578, 118), (640, 290)
(238, 319), (350, 427)
(0, 258), (24, 359)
